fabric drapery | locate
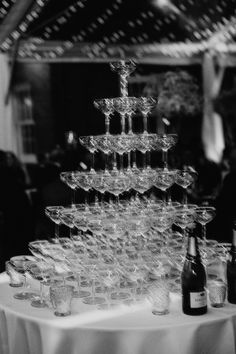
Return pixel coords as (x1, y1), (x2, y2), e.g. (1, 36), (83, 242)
(202, 51), (225, 164)
(0, 53), (16, 153)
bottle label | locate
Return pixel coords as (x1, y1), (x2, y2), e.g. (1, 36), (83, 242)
(190, 291), (207, 308)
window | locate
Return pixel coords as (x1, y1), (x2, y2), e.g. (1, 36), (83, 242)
(13, 83), (36, 163)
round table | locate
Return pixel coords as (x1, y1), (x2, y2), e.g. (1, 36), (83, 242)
(0, 273), (236, 354)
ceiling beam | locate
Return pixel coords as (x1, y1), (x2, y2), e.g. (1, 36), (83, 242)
(0, 0), (34, 45)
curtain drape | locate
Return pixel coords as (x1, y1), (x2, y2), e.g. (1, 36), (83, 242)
(0, 53), (16, 154)
(202, 51), (225, 164)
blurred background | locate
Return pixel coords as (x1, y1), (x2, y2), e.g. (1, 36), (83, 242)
(0, 0), (236, 269)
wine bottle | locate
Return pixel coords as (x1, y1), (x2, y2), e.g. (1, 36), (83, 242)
(227, 224), (236, 304)
(181, 231), (207, 315)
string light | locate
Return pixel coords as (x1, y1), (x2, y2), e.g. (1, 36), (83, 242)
(0, 0), (50, 51)
(0, 0), (235, 60)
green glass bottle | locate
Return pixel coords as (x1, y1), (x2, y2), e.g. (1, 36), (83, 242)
(181, 232), (207, 315)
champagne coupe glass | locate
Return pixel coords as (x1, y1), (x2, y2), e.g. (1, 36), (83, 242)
(175, 169), (198, 205)
(59, 207), (77, 237)
(124, 263), (147, 303)
(116, 134), (133, 170)
(131, 169), (153, 198)
(74, 171), (92, 206)
(157, 134), (178, 169)
(135, 134), (154, 169)
(60, 172), (78, 206)
(110, 60), (136, 97)
(195, 206), (216, 247)
(113, 97), (136, 134)
(124, 97), (138, 134)
(45, 206), (64, 238)
(104, 171), (131, 203)
(65, 254), (90, 298)
(10, 255), (36, 300)
(137, 97), (157, 134)
(153, 169), (177, 203)
(27, 261), (55, 308)
(92, 172), (108, 202)
(79, 136), (97, 172)
(174, 207), (196, 246)
(100, 268), (120, 308)
(29, 240), (50, 261)
(82, 260), (105, 305)
(93, 135), (112, 172)
(94, 98), (114, 134)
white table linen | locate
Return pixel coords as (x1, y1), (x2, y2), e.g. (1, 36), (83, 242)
(0, 273), (236, 354)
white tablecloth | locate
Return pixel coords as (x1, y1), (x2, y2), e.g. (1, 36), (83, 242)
(0, 273), (236, 354)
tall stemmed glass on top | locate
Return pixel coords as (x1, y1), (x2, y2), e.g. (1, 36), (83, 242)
(110, 59), (136, 97)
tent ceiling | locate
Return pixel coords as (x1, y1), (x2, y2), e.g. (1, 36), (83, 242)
(0, 0), (236, 62)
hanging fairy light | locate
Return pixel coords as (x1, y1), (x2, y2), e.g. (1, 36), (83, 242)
(1, 0), (234, 61)
(0, 0), (50, 51)
(18, 0), (124, 60)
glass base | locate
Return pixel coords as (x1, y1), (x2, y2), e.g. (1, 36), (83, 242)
(31, 299), (48, 308)
(73, 290), (90, 298)
(13, 292), (34, 300)
(111, 292), (130, 300)
(54, 311), (71, 317)
(95, 286), (108, 293)
(211, 303), (224, 308)
(83, 296), (105, 305)
(120, 281), (134, 289)
(80, 280), (92, 287)
(152, 309), (169, 315)
(9, 282), (24, 288)
(98, 303), (117, 310)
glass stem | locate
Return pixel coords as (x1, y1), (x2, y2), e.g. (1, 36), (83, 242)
(40, 282), (44, 303)
(202, 224), (207, 246)
(120, 74), (128, 97)
(91, 278), (95, 300)
(91, 152), (95, 171)
(166, 189), (172, 204)
(143, 113), (148, 133)
(113, 153), (118, 170)
(105, 115), (110, 134)
(127, 152), (131, 170)
(146, 151), (151, 169)
(55, 224), (59, 238)
(132, 151), (137, 169)
(128, 114), (133, 134)
(76, 274), (81, 292)
(121, 114), (126, 134)
(22, 274), (27, 294)
(162, 150), (168, 169)
(107, 287), (112, 306)
(142, 153), (146, 169)
(105, 153), (108, 172)
(119, 154), (124, 170)
(72, 188), (76, 206)
(183, 188), (188, 205)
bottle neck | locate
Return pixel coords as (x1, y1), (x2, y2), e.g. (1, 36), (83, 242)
(186, 234), (200, 261)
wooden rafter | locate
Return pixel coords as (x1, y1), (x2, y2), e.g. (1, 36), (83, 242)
(0, 0), (34, 45)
